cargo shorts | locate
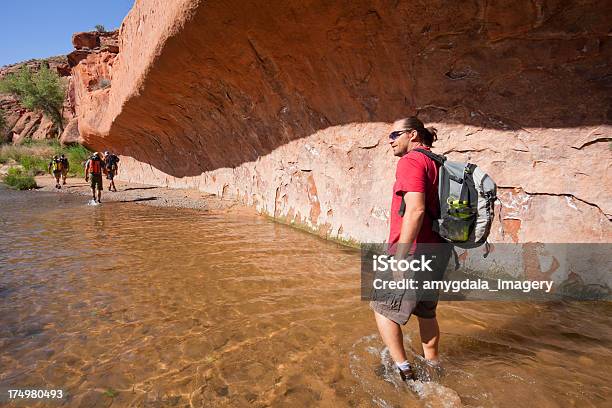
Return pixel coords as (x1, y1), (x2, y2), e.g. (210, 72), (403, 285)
(369, 244), (452, 325)
(89, 173), (103, 190)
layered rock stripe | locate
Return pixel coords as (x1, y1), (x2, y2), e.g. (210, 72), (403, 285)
(71, 0), (610, 243)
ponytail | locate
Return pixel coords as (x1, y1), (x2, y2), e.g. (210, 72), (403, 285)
(422, 126), (438, 147)
(399, 117), (438, 147)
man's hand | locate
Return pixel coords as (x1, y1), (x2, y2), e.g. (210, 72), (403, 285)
(391, 255), (414, 282)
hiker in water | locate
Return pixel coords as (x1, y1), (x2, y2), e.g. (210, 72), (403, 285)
(59, 154), (69, 185)
(84, 152), (105, 203)
(370, 116), (452, 382)
(103, 151), (119, 192)
(48, 155), (63, 189)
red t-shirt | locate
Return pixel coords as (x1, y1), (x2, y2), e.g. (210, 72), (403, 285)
(388, 147), (442, 252)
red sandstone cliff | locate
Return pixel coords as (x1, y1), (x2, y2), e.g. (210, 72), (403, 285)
(71, 0), (611, 243)
(65, 30), (120, 145)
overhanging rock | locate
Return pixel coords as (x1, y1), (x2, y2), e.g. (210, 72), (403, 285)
(72, 0), (612, 243)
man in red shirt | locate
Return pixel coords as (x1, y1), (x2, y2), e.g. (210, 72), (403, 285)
(370, 116), (451, 381)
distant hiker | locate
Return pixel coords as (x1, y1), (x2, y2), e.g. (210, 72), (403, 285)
(370, 116), (452, 381)
(104, 151), (119, 192)
(59, 154), (69, 185)
(84, 152), (105, 203)
(48, 155), (63, 189)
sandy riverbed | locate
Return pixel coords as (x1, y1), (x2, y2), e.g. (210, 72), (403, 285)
(33, 174), (249, 214)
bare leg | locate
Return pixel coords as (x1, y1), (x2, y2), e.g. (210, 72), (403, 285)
(91, 187), (96, 201)
(417, 317), (440, 361)
(97, 188), (102, 202)
(374, 311), (408, 363)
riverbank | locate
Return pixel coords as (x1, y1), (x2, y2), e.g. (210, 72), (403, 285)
(33, 174), (250, 214)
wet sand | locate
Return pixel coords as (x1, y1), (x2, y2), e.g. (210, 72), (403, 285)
(34, 174), (247, 214)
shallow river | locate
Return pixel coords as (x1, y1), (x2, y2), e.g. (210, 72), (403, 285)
(0, 187), (610, 407)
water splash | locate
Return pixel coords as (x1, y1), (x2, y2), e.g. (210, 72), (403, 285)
(87, 199), (100, 206)
(350, 333), (463, 407)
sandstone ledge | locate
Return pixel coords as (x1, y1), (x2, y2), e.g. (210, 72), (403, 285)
(72, 0), (612, 244)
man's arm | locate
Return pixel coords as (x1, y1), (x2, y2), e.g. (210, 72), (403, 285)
(395, 192), (426, 259)
(84, 160), (89, 180)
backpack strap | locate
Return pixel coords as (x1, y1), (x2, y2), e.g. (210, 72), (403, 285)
(452, 247), (461, 270)
(412, 148), (457, 217)
(460, 163), (478, 206)
(398, 148), (446, 221)
(411, 148), (446, 222)
(413, 148), (446, 165)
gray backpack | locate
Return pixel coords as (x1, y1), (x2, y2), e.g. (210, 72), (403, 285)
(411, 149), (497, 252)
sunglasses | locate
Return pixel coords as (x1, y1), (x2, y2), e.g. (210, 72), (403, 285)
(389, 130), (410, 141)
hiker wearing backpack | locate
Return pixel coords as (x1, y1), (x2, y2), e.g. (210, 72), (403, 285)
(371, 116), (497, 382)
(48, 155), (64, 189)
(104, 151), (119, 192)
(59, 154), (69, 185)
(84, 152), (105, 203)
(370, 117), (452, 382)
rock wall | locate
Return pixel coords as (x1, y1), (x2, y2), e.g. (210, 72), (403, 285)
(73, 0), (611, 243)
(65, 30), (120, 146)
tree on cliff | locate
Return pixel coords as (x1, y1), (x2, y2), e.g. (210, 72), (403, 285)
(0, 65), (65, 135)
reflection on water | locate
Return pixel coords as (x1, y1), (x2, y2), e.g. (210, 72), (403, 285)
(0, 186), (610, 407)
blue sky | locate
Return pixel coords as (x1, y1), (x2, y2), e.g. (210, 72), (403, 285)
(0, 1), (134, 67)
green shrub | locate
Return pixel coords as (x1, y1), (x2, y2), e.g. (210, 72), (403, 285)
(3, 167), (37, 190)
(18, 155), (48, 174)
(93, 78), (111, 90)
(0, 141), (91, 177)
